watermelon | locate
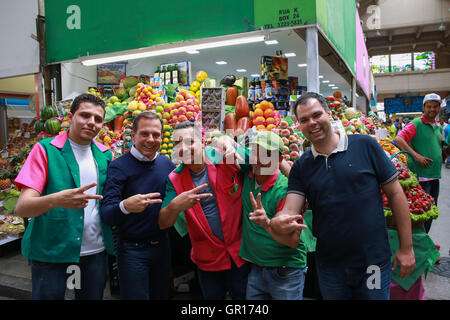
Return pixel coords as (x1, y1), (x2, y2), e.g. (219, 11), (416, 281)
(41, 105), (58, 120)
(44, 118), (61, 134)
(34, 120), (45, 133)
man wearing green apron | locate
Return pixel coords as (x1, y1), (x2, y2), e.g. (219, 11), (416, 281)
(14, 94), (115, 300)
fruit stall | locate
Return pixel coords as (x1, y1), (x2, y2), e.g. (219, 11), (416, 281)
(1, 54), (441, 294)
(0, 126), (34, 254)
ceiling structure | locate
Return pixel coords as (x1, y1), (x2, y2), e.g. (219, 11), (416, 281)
(357, 0), (450, 57)
(127, 27), (352, 98)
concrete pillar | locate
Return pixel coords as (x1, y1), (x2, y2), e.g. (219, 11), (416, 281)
(306, 27), (320, 94)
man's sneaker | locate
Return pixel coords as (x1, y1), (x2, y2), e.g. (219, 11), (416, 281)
(446, 164), (450, 169)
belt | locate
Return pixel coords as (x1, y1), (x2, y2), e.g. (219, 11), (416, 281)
(121, 238), (164, 246)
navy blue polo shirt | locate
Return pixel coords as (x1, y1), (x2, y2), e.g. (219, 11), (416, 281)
(288, 134), (398, 267)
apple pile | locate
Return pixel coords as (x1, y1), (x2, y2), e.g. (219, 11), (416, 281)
(135, 83), (165, 111)
(326, 92), (346, 121)
(272, 120), (302, 167)
(156, 89), (201, 128)
(251, 100), (281, 131)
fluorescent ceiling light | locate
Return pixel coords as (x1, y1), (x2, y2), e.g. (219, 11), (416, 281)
(236, 69), (247, 72)
(186, 50), (199, 54)
(284, 52), (296, 57)
(265, 40), (279, 45)
(216, 61), (227, 65)
(297, 64), (307, 67)
(251, 74), (260, 77)
(81, 33), (267, 66)
(322, 80), (330, 83)
(319, 75), (324, 78)
(328, 84), (335, 87)
(332, 87), (338, 89)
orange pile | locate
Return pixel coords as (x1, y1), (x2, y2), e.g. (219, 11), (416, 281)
(250, 100), (281, 131)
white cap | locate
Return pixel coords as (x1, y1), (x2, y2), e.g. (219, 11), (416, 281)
(423, 93), (441, 106)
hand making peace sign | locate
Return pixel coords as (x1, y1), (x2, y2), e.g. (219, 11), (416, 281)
(173, 183), (213, 213)
(58, 182), (103, 209)
(248, 192), (271, 229)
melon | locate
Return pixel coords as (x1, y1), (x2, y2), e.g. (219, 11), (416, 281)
(34, 120), (45, 133)
(123, 77), (139, 89)
(40, 105), (58, 121)
(44, 118), (61, 134)
(115, 87), (127, 100)
(344, 108), (357, 120)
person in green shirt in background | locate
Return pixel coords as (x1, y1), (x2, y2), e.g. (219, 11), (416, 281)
(386, 119), (397, 140)
(240, 131), (308, 300)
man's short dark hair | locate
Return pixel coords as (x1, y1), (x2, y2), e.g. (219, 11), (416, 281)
(71, 93), (106, 115)
(293, 92), (329, 118)
(132, 111), (163, 134)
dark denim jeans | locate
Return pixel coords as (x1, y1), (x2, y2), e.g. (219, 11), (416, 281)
(31, 250), (107, 300)
(419, 179), (440, 233)
(316, 259), (391, 300)
(117, 236), (171, 300)
(246, 264), (307, 300)
(196, 261), (250, 300)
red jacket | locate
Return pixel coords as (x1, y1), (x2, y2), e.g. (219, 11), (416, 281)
(168, 156), (245, 271)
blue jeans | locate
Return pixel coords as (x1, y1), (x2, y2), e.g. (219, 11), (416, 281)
(246, 264), (307, 300)
(31, 251), (107, 300)
(196, 261), (250, 300)
(316, 259), (391, 300)
(419, 179), (440, 233)
(117, 236), (171, 300)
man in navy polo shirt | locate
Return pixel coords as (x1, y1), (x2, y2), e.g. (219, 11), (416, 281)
(251, 92), (415, 300)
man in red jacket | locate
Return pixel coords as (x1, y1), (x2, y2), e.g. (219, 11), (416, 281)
(159, 122), (249, 300)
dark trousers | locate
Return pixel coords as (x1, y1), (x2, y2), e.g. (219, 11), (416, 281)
(419, 179), (440, 233)
(31, 251), (107, 300)
(196, 260), (250, 300)
(117, 236), (171, 300)
(316, 259), (391, 300)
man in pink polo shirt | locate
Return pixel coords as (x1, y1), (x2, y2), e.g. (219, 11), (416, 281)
(394, 93), (443, 233)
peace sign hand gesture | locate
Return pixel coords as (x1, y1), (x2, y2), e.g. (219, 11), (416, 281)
(57, 182), (103, 209)
(173, 184), (213, 213)
(248, 192), (271, 229)
(123, 192), (163, 213)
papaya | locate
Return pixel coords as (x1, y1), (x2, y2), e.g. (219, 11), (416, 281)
(235, 96), (249, 118)
(224, 113), (237, 135)
(235, 117), (252, 136)
(226, 86), (239, 106)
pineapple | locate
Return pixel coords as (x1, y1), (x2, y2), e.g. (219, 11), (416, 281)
(0, 169), (11, 190)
